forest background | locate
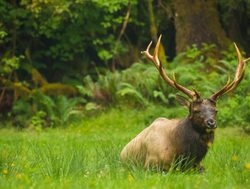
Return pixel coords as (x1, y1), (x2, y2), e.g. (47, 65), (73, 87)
(0, 0), (250, 131)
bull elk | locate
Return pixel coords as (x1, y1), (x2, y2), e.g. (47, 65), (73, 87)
(120, 35), (250, 172)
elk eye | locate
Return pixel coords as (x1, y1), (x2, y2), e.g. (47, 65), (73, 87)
(193, 109), (200, 113)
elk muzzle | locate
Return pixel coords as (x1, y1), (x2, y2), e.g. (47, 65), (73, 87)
(205, 118), (217, 129)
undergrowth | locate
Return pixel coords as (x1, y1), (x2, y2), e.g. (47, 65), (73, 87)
(3, 44), (250, 132)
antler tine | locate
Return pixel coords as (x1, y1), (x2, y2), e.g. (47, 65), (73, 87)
(245, 57), (250, 62)
(141, 41), (153, 61)
(193, 88), (201, 100)
(142, 35), (197, 99)
(210, 43), (249, 101)
(153, 34), (162, 67)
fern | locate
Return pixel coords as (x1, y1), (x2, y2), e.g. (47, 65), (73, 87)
(117, 82), (148, 106)
(52, 96), (85, 126)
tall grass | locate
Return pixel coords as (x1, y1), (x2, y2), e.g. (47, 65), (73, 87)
(0, 106), (249, 189)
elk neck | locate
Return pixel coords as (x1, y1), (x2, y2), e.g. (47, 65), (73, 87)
(175, 118), (215, 164)
(183, 117), (215, 147)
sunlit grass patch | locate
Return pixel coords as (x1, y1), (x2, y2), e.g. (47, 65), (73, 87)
(0, 107), (249, 189)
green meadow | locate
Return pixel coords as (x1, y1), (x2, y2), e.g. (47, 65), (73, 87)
(0, 107), (249, 189)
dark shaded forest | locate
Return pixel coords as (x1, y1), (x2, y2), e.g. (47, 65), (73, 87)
(0, 0), (250, 131)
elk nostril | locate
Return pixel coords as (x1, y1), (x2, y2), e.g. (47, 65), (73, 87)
(206, 119), (216, 128)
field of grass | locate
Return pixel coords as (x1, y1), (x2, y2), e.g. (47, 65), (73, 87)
(0, 106), (249, 189)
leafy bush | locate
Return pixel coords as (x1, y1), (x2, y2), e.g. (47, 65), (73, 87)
(80, 44), (235, 105)
(6, 42), (250, 132)
(218, 94), (250, 132)
(12, 92), (85, 128)
(78, 43), (250, 132)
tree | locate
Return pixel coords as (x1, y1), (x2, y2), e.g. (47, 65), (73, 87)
(173, 0), (231, 53)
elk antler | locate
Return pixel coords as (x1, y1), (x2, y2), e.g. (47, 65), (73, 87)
(141, 35), (199, 100)
(210, 43), (250, 101)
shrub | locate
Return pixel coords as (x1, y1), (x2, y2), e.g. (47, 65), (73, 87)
(77, 43), (250, 132)
(12, 92), (85, 128)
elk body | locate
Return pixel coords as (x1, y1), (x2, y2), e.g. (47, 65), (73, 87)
(120, 35), (249, 171)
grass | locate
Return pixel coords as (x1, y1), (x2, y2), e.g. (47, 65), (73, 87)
(0, 106), (249, 189)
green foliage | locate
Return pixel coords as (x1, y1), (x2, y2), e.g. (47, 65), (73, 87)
(1, 56), (21, 74)
(52, 95), (85, 126)
(76, 44), (250, 133)
(181, 43), (216, 64)
(12, 92), (85, 128)
(0, 0), (144, 87)
(80, 44), (241, 104)
(0, 0), (249, 90)
(117, 82), (149, 106)
(80, 62), (169, 106)
(0, 38), (247, 134)
(18, 0), (136, 72)
(0, 55), (24, 84)
(218, 94), (250, 132)
(30, 111), (47, 131)
(0, 0), (249, 132)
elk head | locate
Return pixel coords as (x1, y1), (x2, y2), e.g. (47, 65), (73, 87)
(141, 35), (249, 133)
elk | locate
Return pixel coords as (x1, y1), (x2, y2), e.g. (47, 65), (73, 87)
(120, 35), (249, 172)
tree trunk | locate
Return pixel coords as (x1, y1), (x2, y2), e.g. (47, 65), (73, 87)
(226, 7), (250, 54)
(174, 0), (230, 53)
(147, 0), (167, 64)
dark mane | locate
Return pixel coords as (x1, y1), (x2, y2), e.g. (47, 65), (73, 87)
(173, 118), (214, 169)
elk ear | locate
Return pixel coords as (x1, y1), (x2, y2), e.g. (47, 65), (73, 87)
(176, 94), (190, 107)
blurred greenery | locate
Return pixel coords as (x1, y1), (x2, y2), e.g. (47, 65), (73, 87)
(0, 0), (249, 132)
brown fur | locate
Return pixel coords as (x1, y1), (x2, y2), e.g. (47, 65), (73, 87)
(120, 99), (216, 171)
